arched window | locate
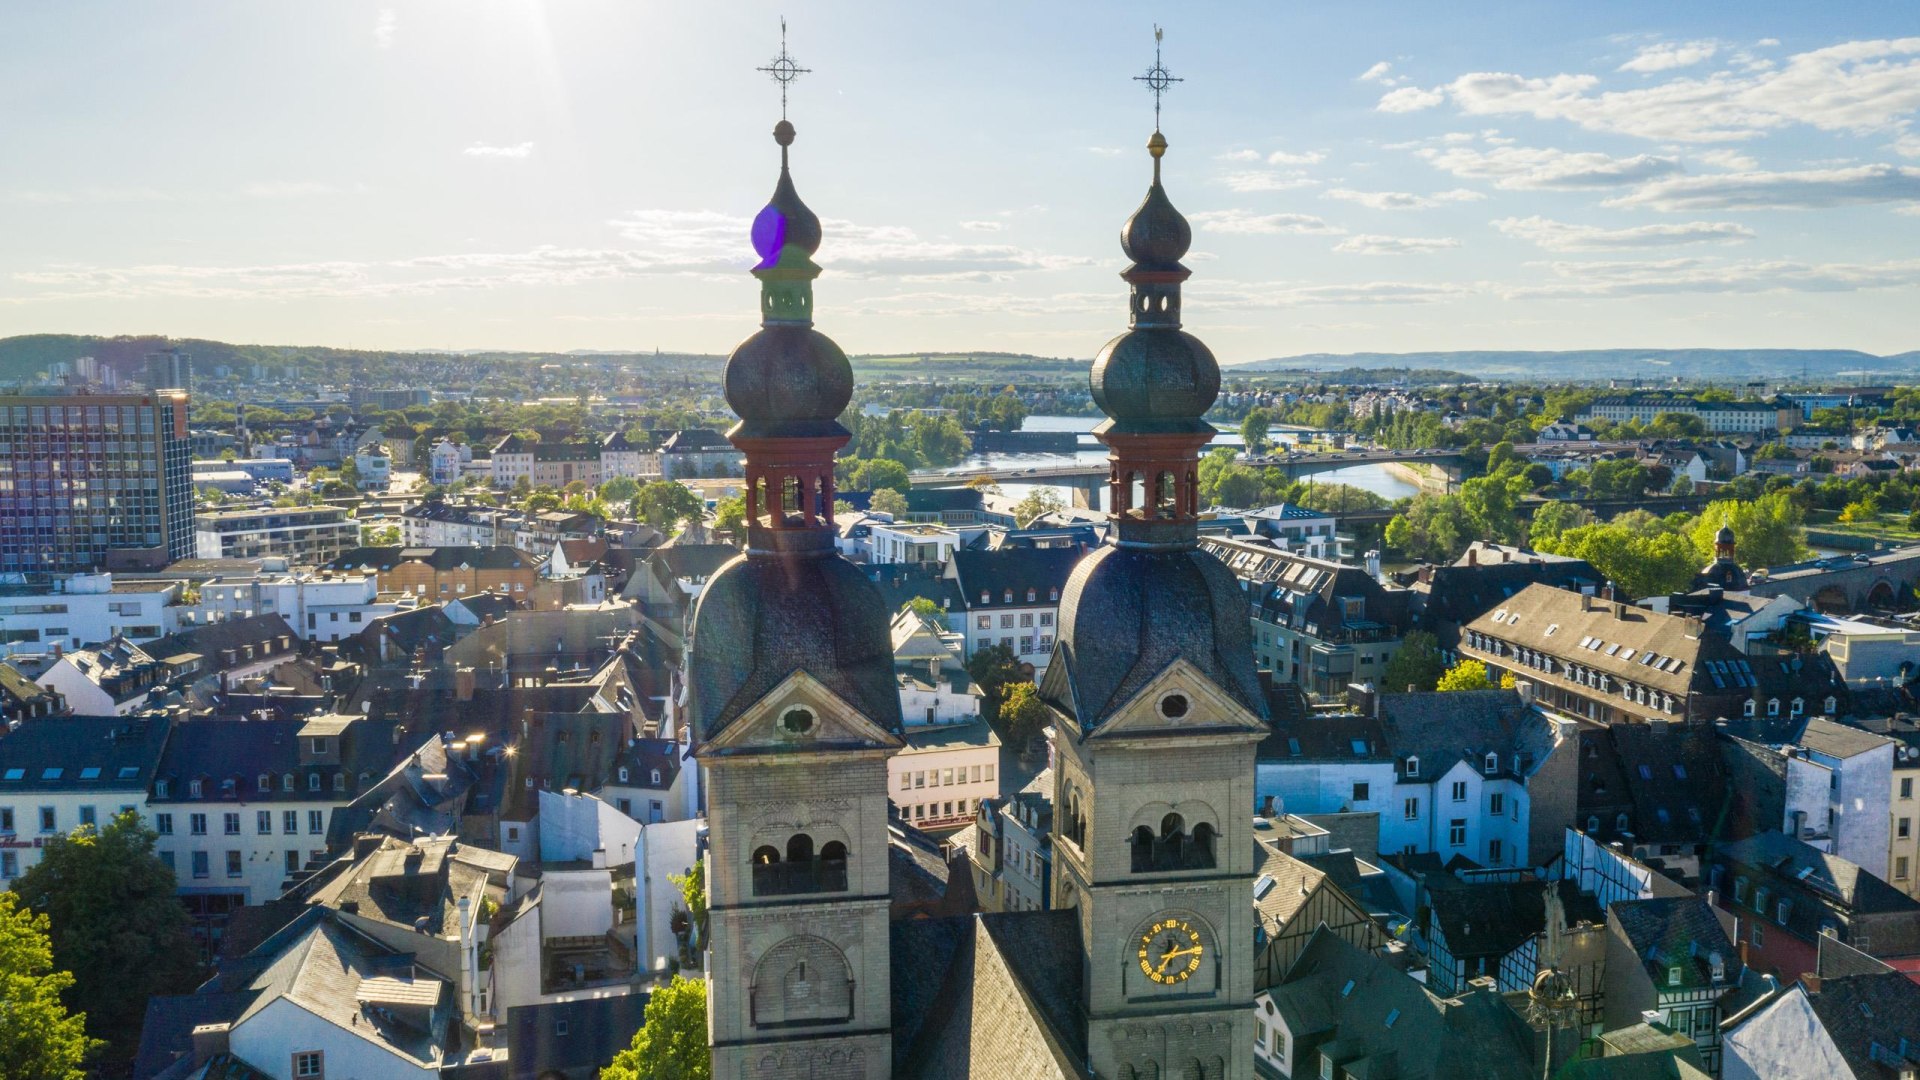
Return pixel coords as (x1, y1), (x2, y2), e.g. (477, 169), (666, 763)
(1131, 825), (1156, 872)
(308, 772), (322, 792)
(257, 774), (269, 792)
(1405, 756), (1420, 778)
(819, 840), (847, 864)
(749, 936), (853, 1028)
(786, 834), (814, 863)
(752, 846), (781, 866)
(1192, 822), (1216, 860)
(283, 773), (295, 792)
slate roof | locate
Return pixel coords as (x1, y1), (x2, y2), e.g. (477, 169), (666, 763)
(1410, 553), (1604, 637)
(1610, 897), (1737, 988)
(660, 428), (734, 452)
(1041, 544), (1269, 731)
(233, 915), (452, 1067)
(1425, 877), (1597, 962)
(1269, 928), (1537, 1080)
(500, 710), (630, 820)
(1377, 690), (1551, 780)
(0, 714), (170, 791)
(504, 993), (650, 1080)
(306, 835), (499, 936)
(134, 990), (256, 1080)
(946, 547), (1083, 608)
(1805, 973), (1920, 1080)
(1716, 831), (1920, 916)
(685, 543), (905, 747)
(904, 489), (984, 514)
(890, 910), (1088, 1079)
(145, 614), (298, 666)
(150, 714), (399, 806)
(1606, 723), (1725, 844)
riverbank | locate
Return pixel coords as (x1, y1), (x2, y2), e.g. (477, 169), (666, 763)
(1384, 460), (1450, 495)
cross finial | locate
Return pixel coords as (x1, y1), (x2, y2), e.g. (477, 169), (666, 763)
(757, 17), (810, 120)
(1134, 24), (1181, 130)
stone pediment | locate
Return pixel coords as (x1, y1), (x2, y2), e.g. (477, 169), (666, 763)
(700, 668), (905, 756)
(1087, 657), (1268, 742)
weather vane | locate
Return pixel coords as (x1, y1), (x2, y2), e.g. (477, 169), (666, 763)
(1134, 25), (1181, 129)
(758, 17), (810, 119)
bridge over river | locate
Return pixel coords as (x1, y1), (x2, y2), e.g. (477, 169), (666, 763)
(910, 449), (1466, 506)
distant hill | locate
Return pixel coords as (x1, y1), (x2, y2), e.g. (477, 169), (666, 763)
(1231, 349), (1918, 382)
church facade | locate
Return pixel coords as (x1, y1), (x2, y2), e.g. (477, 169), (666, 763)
(687, 41), (1267, 1080)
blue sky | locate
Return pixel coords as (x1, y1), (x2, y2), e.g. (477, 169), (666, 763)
(2, 2), (1917, 362)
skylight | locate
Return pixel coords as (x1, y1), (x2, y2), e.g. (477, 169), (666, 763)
(117, 766), (140, 779)
(1341, 979), (1356, 997)
(2, 769), (22, 781)
(41, 768), (61, 780)
(1384, 1008), (1400, 1028)
(78, 767), (101, 780)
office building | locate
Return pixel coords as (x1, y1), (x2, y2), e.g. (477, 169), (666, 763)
(0, 391), (195, 573)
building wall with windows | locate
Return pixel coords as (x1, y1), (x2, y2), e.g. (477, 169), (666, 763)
(194, 505), (359, 565)
(0, 392), (195, 573)
(0, 573), (181, 657)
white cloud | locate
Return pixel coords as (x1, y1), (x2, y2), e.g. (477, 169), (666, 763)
(1189, 209), (1345, 235)
(1417, 145), (1684, 189)
(463, 141), (534, 159)
(959, 220), (1004, 232)
(1196, 280), (1476, 308)
(1756, 38), (1781, 48)
(1501, 255), (1920, 299)
(1605, 164), (1920, 210)
(1359, 61), (1394, 83)
(1693, 148), (1758, 170)
(1333, 234), (1462, 255)
(1086, 147), (1125, 157)
(1403, 37), (1920, 144)
(1324, 187), (1485, 210)
(1217, 149), (1264, 162)
(373, 9), (397, 50)
(1267, 149), (1326, 165)
(1220, 170), (1318, 193)
(1619, 40), (1718, 73)
(1492, 215), (1755, 251)
(1377, 85), (1445, 112)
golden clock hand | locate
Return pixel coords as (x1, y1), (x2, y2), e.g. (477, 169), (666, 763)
(1155, 945), (1201, 973)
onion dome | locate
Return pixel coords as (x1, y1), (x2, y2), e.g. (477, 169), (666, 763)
(1715, 524), (1736, 547)
(1119, 132), (1191, 271)
(1090, 130), (1219, 438)
(723, 120), (853, 440)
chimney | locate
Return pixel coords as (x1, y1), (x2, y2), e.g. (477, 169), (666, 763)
(1467, 547), (1478, 567)
(454, 667), (476, 702)
(1802, 974), (1821, 994)
(1501, 548), (1511, 563)
(51, 641), (63, 658)
(190, 1023), (231, 1067)
(1640, 1009), (1664, 1027)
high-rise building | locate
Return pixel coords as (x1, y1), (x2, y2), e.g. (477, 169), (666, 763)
(144, 348), (192, 394)
(0, 391), (196, 572)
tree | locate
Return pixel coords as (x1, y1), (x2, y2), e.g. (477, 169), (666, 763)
(11, 813), (199, 1058)
(870, 487), (910, 518)
(601, 975), (710, 1080)
(523, 489), (562, 513)
(0, 893), (100, 1080)
(1239, 407), (1273, 452)
(362, 524), (400, 546)
(1380, 631), (1444, 693)
(667, 860), (706, 953)
(1535, 515), (1701, 601)
(636, 481), (705, 531)
(1528, 500), (1595, 551)
(849, 458), (911, 494)
(1010, 487), (1064, 527)
(712, 496), (747, 538)
(599, 475), (642, 506)
(1838, 496), (1880, 524)
(1436, 659), (1496, 693)
(1689, 494), (1808, 569)
(965, 643), (1024, 720)
(905, 596), (945, 622)
(998, 680), (1049, 751)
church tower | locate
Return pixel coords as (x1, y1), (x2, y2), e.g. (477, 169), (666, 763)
(688, 33), (904, 1080)
(1039, 32), (1270, 1080)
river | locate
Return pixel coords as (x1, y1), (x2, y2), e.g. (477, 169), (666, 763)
(958, 415), (1422, 511)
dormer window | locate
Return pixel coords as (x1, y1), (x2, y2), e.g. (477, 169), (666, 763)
(283, 773), (295, 792)
(1002, 589), (1013, 603)
(1586, 815), (1600, 833)
(1743, 700), (1756, 717)
(1790, 698), (1803, 717)
(1616, 812), (1630, 832)
(980, 590), (989, 604)
(1668, 966), (1683, 987)
(1823, 696), (1837, 714)
(257, 774), (269, 792)
(333, 773), (346, 792)
(1767, 699), (1780, 716)
(155, 780), (169, 798)
(1026, 588), (1036, 602)
(1483, 753), (1498, 775)
(1405, 756), (1420, 778)
(650, 769), (661, 785)
(618, 767), (629, 783)
(1048, 587), (1058, 601)
(189, 779), (203, 798)
(307, 773), (321, 793)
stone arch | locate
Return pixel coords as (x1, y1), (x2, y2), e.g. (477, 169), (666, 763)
(750, 935), (854, 1028)
(1813, 585), (1850, 613)
(1867, 579), (1897, 609)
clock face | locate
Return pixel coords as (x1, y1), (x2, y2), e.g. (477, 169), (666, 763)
(1137, 916), (1206, 985)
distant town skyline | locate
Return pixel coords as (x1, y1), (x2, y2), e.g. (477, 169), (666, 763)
(2, 2), (1918, 361)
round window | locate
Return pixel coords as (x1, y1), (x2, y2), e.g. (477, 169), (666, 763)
(1158, 693), (1190, 720)
(779, 707), (816, 735)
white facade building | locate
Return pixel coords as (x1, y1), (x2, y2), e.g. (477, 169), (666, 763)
(0, 572), (180, 657)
